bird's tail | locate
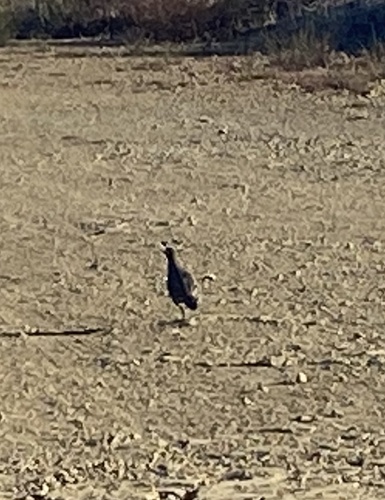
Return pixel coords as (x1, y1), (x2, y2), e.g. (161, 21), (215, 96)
(185, 295), (198, 310)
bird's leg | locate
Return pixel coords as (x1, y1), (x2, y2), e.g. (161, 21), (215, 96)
(178, 305), (186, 321)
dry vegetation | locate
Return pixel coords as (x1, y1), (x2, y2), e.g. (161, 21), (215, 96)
(1, 0), (385, 92)
(1, 2), (385, 500)
(1, 38), (385, 500)
(0, 38), (385, 500)
(0, 0), (274, 41)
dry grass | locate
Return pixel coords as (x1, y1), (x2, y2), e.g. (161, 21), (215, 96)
(225, 47), (385, 96)
(0, 10), (12, 46)
(263, 20), (332, 71)
(1, 1), (385, 98)
(1, 44), (385, 500)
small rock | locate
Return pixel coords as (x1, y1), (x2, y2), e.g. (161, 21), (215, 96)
(242, 396), (253, 406)
(297, 372), (308, 384)
(346, 454), (364, 467)
(270, 355), (286, 368)
(24, 324), (39, 334)
(294, 414), (315, 423)
(188, 215), (197, 226)
(341, 427), (359, 440)
(202, 273), (216, 282)
(191, 196), (203, 206)
(221, 468), (252, 481)
(326, 408), (344, 418)
(189, 317), (198, 327)
(257, 382), (269, 393)
(198, 115), (212, 123)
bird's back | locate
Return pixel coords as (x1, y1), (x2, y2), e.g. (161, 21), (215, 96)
(166, 249), (198, 310)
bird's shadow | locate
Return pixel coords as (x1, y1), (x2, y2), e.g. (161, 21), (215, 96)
(157, 318), (191, 328)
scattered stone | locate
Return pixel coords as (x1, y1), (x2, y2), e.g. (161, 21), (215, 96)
(270, 355), (286, 368)
(346, 454), (365, 467)
(189, 317), (198, 327)
(23, 324), (39, 334)
(296, 372), (308, 384)
(294, 414), (316, 423)
(198, 115), (212, 123)
(221, 468), (252, 481)
(187, 215), (197, 226)
(242, 396), (253, 406)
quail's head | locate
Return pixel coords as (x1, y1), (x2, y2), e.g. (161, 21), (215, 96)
(163, 246), (176, 259)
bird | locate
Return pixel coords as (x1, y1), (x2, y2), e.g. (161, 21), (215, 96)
(162, 243), (198, 321)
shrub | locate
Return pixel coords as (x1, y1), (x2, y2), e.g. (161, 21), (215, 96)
(0, 6), (14, 45)
(1, 0), (276, 42)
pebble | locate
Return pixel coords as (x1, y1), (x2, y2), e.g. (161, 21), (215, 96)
(297, 372), (308, 384)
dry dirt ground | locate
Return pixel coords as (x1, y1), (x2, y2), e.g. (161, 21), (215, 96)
(1, 43), (385, 500)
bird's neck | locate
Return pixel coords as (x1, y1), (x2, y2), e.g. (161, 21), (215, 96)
(166, 255), (178, 268)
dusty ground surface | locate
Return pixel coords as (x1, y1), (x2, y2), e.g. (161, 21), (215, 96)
(1, 43), (385, 500)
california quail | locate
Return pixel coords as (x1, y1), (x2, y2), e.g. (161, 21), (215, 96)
(162, 244), (198, 320)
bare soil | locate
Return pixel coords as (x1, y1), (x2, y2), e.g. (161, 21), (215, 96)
(1, 43), (385, 500)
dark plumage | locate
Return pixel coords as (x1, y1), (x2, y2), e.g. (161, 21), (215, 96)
(163, 245), (198, 320)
